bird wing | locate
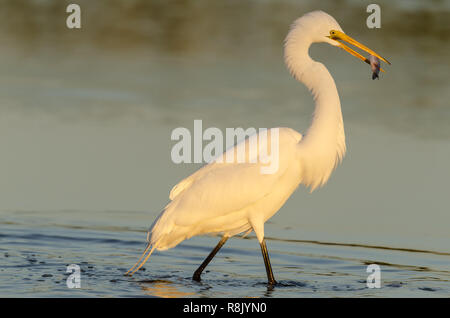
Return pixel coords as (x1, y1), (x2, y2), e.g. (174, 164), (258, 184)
(171, 163), (286, 227)
(170, 130), (268, 201)
(166, 128), (302, 227)
(169, 175), (194, 201)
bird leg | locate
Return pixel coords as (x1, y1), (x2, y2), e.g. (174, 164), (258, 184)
(259, 239), (277, 286)
(193, 236), (228, 282)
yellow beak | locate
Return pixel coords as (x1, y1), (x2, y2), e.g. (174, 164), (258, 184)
(328, 30), (390, 72)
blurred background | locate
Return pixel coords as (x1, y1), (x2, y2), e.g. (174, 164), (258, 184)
(0, 0), (449, 297)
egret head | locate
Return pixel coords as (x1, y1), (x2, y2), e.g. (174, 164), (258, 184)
(285, 11), (344, 46)
(285, 11), (390, 73)
(327, 29), (390, 67)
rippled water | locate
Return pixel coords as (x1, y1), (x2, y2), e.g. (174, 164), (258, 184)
(0, 0), (449, 297)
(1, 210), (449, 297)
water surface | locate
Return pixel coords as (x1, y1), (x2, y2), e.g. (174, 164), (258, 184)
(1, 210), (449, 297)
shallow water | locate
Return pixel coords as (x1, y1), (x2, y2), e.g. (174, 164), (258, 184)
(0, 0), (449, 297)
(1, 210), (449, 297)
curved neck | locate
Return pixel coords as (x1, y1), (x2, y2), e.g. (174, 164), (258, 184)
(284, 32), (346, 190)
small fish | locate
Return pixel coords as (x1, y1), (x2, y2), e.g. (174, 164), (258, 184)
(368, 55), (381, 80)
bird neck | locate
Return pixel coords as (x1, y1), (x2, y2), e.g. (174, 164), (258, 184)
(284, 35), (346, 191)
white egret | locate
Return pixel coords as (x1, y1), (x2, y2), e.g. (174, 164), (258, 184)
(125, 11), (390, 285)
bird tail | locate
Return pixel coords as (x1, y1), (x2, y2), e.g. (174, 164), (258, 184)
(372, 72), (379, 80)
(124, 242), (156, 276)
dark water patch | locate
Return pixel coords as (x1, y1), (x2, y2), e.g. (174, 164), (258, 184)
(273, 280), (308, 288)
(1, 232), (138, 246)
(252, 280), (308, 289)
(312, 271), (349, 277)
(361, 260), (449, 275)
(418, 287), (438, 292)
(265, 236), (450, 257)
(385, 282), (405, 288)
(411, 276), (449, 282)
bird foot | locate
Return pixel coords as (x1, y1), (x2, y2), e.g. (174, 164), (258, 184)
(192, 272), (202, 282)
(267, 280), (277, 290)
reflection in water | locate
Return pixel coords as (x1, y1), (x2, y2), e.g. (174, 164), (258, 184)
(139, 279), (195, 298)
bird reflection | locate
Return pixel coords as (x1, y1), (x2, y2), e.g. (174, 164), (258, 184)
(139, 279), (194, 298)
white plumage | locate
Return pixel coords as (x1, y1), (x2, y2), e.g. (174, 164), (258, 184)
(152, 127), (304, 249)
(125, 11), (389, 284)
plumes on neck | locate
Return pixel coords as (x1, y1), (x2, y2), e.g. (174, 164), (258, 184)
(284, 14), (346, 191)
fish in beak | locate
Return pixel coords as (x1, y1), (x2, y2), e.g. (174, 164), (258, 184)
(327, 30), (390, 75)
(368, 55), (381, 80)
